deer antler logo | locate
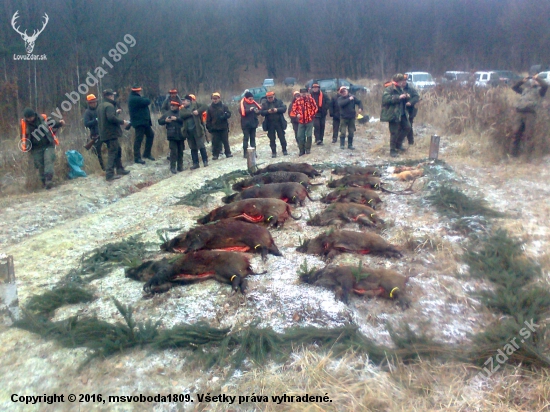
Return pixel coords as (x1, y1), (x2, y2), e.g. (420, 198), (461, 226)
(11, 11), (49, 54)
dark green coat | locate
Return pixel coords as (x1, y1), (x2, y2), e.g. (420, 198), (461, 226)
(403, 83), (420, 118)
(23, 111), (58, 150)
(179, 101), (208, 139)
(98, 98), (125, 142)
(380, 84), (409, 123)
(128, 91), (152, 127)
(158, 109), (184, 141)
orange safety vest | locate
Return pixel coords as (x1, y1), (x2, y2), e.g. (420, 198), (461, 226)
(201, 111), (207, 123)
(20, 114), (59, 150)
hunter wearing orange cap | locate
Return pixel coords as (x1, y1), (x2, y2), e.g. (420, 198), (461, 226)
(158, 100), (185, 174)
(206, 92), (233, 160)
(161, 88), (182, 112)
(260, 91), (288, 157)
(83, 93), (105, 170)
(309, 83), (329, 145)
(128, 84), (156, 163)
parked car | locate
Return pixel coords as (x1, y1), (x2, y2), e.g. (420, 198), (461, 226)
(492, 70), (523, 85)
(284, 77), (296, 86)
(232, 86), (268, 103)
(304, 78), (369, 94)
(405, 72), (436, 89)
(443, 71), (471, 84)
(262, 79), (275, 88)
(537, 71), (550, 81)
(474, 71), (500, 88)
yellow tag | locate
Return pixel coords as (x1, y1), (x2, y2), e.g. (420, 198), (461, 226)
(267, 216), (273, 221)
(230, 275), (237, 282)
(370, 214), (374, 218)
(368, 199), (372, 203)
(389, 287), (399, 298)
(254, 244), (261, 249)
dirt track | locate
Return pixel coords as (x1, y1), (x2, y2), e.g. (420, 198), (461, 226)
(1, 121), (549, 411)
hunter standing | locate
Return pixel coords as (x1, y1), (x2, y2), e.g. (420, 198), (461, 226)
(180, 94), (209, 169)
(158, 101), (185, 173)
(260, 91), (288, 158)
(289, 90), (300, 143)
(291, 88), (318, 156)
(83, 94), (104, 170)
(403, 75), (420, 145)
(206, 92), (233, 160)
(128, 85), (155, 164)
(97, 89), (131, 181)
(310, 83), (329, 145)
(161, 89), (182, 112)
(337, 86), (363, 150)
(20, 108), (65, 189)
(381, 74), (411, 157)
(510, 74), (548, 156)
(329, 92), (341, 143)
(240, 91), (261, 157)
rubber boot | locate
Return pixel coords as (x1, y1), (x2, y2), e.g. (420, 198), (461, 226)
(200, 148), (208, 167)
(44, 173), (53, 190)
(348, 135), (355, 150)
(340, 137), (345, 149)
(191, 150), (200, 169)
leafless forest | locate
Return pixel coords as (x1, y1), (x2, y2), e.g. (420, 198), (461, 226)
(1, 0), (549, 131)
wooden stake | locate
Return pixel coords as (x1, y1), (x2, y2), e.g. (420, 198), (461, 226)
(247, 147), (257, 174)
(0, 255), (20, 324)
(429, 135), (440, 160)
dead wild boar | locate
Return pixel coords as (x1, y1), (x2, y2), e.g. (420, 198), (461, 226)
(296, 229), (402, 259)
(307, 203), (384, 228)
(197, 198), (301, 228)
(125, 250), (256, 294)
(254, 162), (321, 178)
(327, 174), (381, 190)
(300, 265), (408, 305)
(161, 220), (282, 260)
(331, 165), (381, 176)
(232, 171), (319, 191)
(223, 182), (313, 206)
(321, 187), (383, 209)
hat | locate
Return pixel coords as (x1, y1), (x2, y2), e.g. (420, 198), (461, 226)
(299, 88), (308, 93)
(189, 94), (196, 101)
(170, 101), (180, 106)
(266, 91), (275, 97)
(338, 86), (349, 93)
(183, 94), (193, 101)
(169, 89), (178, 93)
(86, 94), (97, 102)
(312, 83), (320, 88)
(103, 89), (115, 96)
(23, 107), (35, 118)
(211, 92), (221, 98)
(392, 73), (405, 82)
(244, 92), (253, 98)
(131, 84), (142, 92)
(293, 90), (300, 95)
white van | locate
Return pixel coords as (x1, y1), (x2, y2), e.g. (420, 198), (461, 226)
(405, 72), (436, 89)
(474, 71), (500, 87)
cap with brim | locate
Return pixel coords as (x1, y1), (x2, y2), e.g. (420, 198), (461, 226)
(86, 94), (97, 102)
(131, 84), (142, 92)
(266, 91), (275, 97)
(312, 83), (320, 87)
(183, 94), (193, 101)
(392, 73), (405, 82)
(338, 86), (349, 92)
(23, 108), (35, 118)
(103, 89), (115, 96)
(293, 91), (300, 95)
(211, 92), (221, 98)
(169, 89), (177, 93)
(189, 94), (196, 101)
(170, 101), (180, 106)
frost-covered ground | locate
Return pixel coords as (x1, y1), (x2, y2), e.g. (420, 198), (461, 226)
(1, 121), (549, 411)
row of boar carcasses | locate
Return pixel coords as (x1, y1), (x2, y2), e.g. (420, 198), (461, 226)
(125, 162), (410, 306)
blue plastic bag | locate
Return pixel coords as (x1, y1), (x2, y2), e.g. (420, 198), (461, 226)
(65, 150), (87, 179)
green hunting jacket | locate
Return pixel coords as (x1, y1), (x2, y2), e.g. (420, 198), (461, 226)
(98, 98), (125, 142)
(380, 84), (409, 123)
(179, 101), (208, 139)
(403, 83), (420, 118)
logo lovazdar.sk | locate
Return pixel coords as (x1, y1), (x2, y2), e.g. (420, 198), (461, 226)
(11, 10), (49, 54)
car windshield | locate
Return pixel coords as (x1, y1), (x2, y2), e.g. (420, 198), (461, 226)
(319, 80), (335, 89)
(475, 73), (482, 80)
(413, 74), (433, 82)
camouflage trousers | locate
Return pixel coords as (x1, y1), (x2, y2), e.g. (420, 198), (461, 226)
(389, 115), (411, 151)
(31, 146), (56, 183)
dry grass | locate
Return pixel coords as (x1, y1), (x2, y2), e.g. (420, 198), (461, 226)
(202, 349), (550, 411)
